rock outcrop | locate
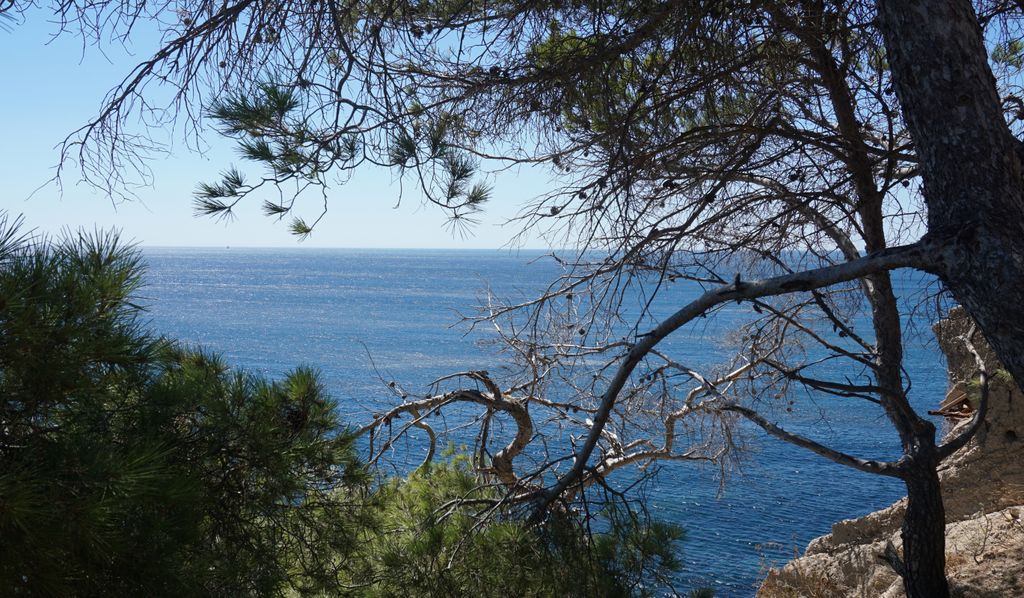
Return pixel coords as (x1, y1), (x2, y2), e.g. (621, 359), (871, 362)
(758, 308), (1024, 598)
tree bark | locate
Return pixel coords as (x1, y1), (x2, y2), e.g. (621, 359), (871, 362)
(899, 427), (950, 598)
(875, 3), (1024, 595)
(876, 0), (1024, 389)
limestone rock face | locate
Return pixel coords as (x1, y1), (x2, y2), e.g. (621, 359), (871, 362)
(758, 308), (1024, 598)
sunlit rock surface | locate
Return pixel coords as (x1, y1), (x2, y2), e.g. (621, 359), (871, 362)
(758, 307), (1024, 598)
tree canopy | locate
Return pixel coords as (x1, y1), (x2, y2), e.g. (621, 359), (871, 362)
(0, 216), (376, 594)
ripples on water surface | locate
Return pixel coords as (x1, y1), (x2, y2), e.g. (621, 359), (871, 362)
(141, 247), (947, 597)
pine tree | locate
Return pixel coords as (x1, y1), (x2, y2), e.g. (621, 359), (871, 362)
(0, 214), (369, 595)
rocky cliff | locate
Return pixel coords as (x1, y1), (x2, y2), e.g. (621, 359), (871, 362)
(758, 308), (1024, 598)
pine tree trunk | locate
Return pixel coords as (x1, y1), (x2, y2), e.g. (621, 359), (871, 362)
(900, 430), (950, 598)
(876, 0), (1024, 390)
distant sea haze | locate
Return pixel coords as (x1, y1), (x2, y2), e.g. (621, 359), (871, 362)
(142, 247), (946, 597)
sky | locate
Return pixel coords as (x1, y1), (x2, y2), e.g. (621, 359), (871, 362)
(0, 9), (552, 249)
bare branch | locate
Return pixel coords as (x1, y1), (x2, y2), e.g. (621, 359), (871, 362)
(721, 403), (900, 477)
(540, 240), (931, 506)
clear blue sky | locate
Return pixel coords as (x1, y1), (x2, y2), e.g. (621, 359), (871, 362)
(0, 10), (552, 249)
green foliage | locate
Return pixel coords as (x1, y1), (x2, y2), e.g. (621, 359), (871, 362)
(202, 82), (490, 236)
(0, 214), (694, 596)
(992, 39), (1024, 69)
(523, 3), (770, 153)
(208, 84), (299, 136)
(197, 84), (362, 235)
(965, 367), (1015, 406)
(0, 217), (369, 595)
(288, 216), (315, 239)
(352, 455), (685, 597)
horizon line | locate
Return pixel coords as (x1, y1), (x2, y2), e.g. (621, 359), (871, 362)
(140, 244), (564, 252)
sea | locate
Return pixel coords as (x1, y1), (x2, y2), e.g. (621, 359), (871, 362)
(140, 247), (948, 597)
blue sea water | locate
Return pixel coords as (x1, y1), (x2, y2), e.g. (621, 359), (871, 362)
(140, 247), (948, 597)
